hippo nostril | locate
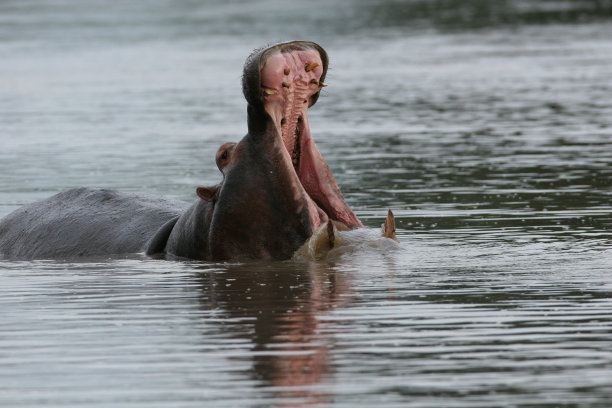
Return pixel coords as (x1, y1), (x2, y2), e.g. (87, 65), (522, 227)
(221, 150), (228, 160)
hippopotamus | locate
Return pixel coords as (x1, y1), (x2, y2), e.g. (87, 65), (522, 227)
(0, 41), (366, 261)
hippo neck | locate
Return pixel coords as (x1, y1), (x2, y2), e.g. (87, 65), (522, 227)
(207, 125), (317, 260)
(161, 199), (213, 260)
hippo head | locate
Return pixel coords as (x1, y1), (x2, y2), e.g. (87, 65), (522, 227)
(203, 41), (361, 260)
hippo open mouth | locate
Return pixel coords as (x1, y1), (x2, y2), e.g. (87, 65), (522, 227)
(244, 41), (362, 230)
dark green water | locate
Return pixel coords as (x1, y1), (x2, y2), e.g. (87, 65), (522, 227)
(1, 1), (612, 407)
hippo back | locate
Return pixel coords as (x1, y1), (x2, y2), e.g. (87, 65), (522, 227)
(0, 187), (189, 260)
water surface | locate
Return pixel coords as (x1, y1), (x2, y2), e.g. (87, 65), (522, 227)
(1, 1), (612, 407)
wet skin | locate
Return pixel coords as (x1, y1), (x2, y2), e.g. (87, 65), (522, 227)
(0, 41), (361, 261)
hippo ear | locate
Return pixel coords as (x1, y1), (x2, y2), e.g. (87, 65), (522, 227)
(196, 186), (219, 202)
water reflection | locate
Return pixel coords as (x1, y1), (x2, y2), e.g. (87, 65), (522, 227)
(196, 261), (353, 406)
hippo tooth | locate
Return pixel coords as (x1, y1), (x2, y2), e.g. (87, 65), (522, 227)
(281, 118), (287, 125)
(284, 67), (291, 75)
(282, 82), (290, 88)
(381, 209), (398, 241)
(319, 82), (327, 87)
(327, 221), (335, 248)
(305, 62), (320, 72)
(264, 88), (278, 95)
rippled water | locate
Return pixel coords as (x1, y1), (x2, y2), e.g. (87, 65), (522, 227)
(1, 1), (612, 407)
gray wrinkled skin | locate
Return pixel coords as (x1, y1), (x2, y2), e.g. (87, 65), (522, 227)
(0, 188), (189, 260)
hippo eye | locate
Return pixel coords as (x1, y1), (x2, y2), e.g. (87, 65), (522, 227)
(221, 150), (228, 160)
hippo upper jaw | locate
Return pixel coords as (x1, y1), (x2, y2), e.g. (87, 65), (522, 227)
(250, 41), (362, 231)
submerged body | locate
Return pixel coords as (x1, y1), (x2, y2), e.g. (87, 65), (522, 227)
(0, 41), (364, 261)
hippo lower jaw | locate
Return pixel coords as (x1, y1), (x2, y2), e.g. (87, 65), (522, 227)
(258, 42), (362, 231)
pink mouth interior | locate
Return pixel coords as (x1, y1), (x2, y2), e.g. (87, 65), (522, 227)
(261, 48), (362, 229)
